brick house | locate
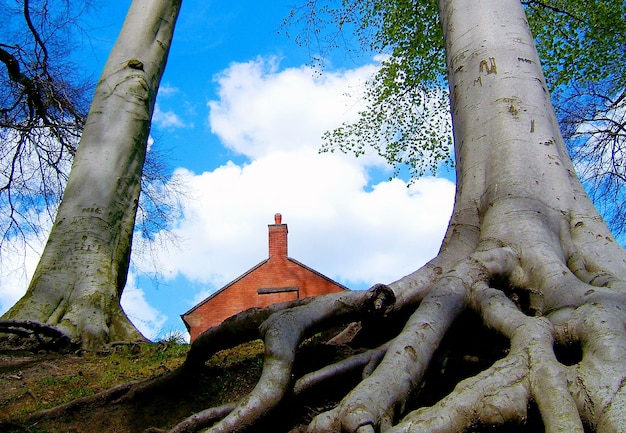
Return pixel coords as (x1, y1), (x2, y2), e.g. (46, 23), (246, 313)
(181, 214), (349, 341)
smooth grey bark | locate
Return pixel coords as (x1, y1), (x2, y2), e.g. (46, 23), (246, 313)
(170, 1), (626, 432)
(2, 0), (182, 349)
(306, 1), (626, 431)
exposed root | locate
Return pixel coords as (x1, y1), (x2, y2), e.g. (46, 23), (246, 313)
(386, 353), (530, 433)
(164, 234), (624, 433)
(294, 342), (389, 395)
(7, 240), (626, 433)
(167, 403), (238, 433)
(473, 283), (584, 432)
(0, 319), (74, 352)
(198, 285), (396, 433)
(308, 282), (467, 431)
(23, 379), (144, 424)
(551, 302), (626, 432)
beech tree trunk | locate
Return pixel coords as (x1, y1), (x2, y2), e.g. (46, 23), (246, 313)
(305, 1), (626, 431)
(161, 1), (626, 432)
(2, 0), (182, 350)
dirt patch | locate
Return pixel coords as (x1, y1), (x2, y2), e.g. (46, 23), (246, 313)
(1, 352), (90, 419)
(0, 335), (362, 433)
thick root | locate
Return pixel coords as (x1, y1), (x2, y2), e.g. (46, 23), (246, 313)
(0, 319), (74, 351)
(9, 240), (626, 433)
(179, 239), (626, 433)
(197, 286), (396, 433)
(386, 354), (530, 433)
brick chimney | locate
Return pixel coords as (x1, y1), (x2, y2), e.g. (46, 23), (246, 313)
(268, 213), (288, 258)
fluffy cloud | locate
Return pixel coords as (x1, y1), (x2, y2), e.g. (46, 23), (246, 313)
(144, 156), (454, 291)
(120, 273), (168, 340)
(153, 103), (189, 129)
(209, 56), (383, 164)
(142, 57), (455, 299)
(152, 84), (194, 130)
(0, 236), (45, 314)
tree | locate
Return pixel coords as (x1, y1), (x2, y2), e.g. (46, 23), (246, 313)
(1, 0), (183, 350)
(4, 0), (626, 431)
(0, 0), (92, 246)
(160, 0), (625, 431)
(0, 0), (182, 272)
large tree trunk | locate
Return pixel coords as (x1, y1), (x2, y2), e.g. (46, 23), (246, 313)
(2, 0), (182, 350)
(305, 1), (626, 431)
(156, 1), (625, 432)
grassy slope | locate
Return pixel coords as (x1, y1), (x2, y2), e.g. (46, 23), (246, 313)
(0, 340), (265, 432)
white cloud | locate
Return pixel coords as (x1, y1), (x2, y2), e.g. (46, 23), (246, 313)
(158, 83), (180, 97)
(152, 83), (194, 130)
(209, 56), (383, 165)
(144, 162), (453, 291)
(121, 273), (168, 340)
(140, 57), (455, 299)
(153, 103), (189, 129)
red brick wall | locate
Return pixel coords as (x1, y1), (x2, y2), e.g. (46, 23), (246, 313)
(184, 255), (346, 341)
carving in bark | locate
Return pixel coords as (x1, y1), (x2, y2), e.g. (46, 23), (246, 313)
(2, 0), (183, 350)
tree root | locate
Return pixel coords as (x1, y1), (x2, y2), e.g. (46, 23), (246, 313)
(0, 319), (74, 352)
(163, 238), (625, 433)
(165, 403), (238, 433)
(7, 240), (626, 433)
(386, 353), (530, 433)
(293, 342), (389, 395)
(193, 285), (396, 433)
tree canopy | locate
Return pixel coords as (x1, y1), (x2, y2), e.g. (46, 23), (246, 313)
(291, 0), (626, 235)
(0, 0), (92, 245)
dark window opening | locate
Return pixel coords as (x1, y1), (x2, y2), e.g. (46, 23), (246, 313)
(257, 286), (299, 295)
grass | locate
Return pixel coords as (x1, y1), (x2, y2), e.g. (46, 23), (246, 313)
(0, 340), (265, 423)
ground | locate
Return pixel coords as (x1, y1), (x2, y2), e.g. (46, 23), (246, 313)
(0, 337), (261, 433)
(0, 314), (552, 432)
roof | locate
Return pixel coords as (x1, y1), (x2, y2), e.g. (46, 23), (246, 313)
(181, 256), (349, 317)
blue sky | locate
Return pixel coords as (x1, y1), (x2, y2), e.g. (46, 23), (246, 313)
(0, 1), (456, 340)
(1, 1), (623, 341)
